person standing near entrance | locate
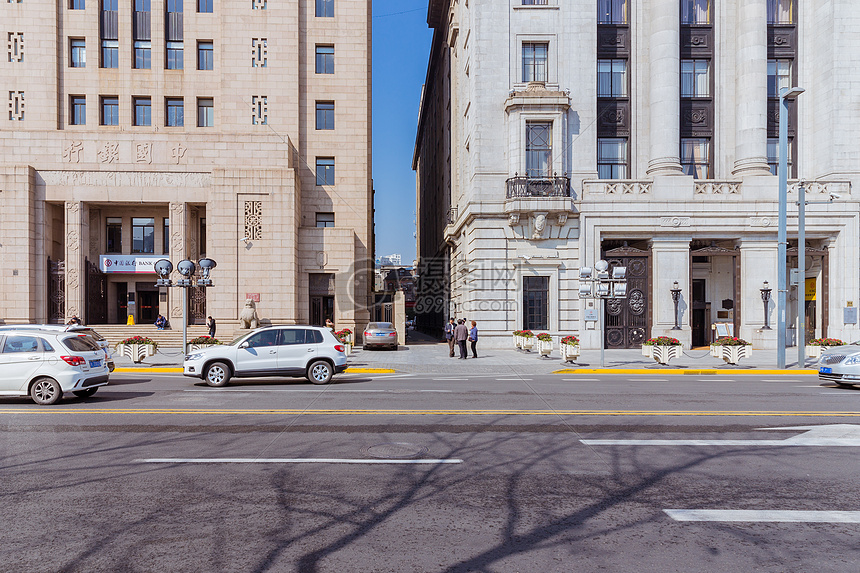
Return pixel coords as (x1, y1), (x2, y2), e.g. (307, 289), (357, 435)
(444, 318), (456, 357)
(469, 320), (478, 358)
(454, 319), (469, 359)
(325, 317), (334, 330)
(207, 315), (216, 338)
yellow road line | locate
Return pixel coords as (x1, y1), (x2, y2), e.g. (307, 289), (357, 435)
(0, 409), (857, 417)
(553, 369), (818, 375)
(112, 367), (395, 374)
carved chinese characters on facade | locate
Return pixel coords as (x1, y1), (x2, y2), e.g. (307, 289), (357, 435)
(136, 142), (152, 164)
(63, 141), (84, 163)
(171, 143), (187, 164)
(97, 142), (119, 163)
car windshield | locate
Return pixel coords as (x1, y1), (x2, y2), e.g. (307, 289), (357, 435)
(229, 333), (253, 346)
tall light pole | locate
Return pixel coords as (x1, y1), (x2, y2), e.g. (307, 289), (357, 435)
(777, 86), (804, 369)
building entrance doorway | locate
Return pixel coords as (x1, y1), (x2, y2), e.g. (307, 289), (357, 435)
(114, 282), (128, 324)
(691, 279), (710, 347)
(311, 296), (334, 327)
(138, 289), (158, 324)
(523, 276), (549, 331)
(603, 243), (649, 349)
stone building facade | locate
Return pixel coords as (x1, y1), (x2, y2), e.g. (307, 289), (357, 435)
(415, 0), (860, 349)
(0, 0), (372, 332)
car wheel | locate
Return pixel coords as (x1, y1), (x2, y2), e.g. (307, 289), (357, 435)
(31, 377), (62, 405)
(205, 362), (231, 387)
(393, 344), (398, 351)
(73, 387), (98, 398)
(307, 360), (333, 385)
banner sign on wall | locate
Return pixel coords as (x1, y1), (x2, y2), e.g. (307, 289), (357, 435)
(99, 255), (164, 274)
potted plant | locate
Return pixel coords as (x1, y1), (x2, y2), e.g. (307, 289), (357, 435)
(806, 337), (846, 360)
(519, 330), (535, 351)
(560, 335), (581, 363)
(710, 336), (753, 365)
(536, 333), (553, 357)
(335, 330), (353, 355)
(641, 336), (683, 365)
(339, 328), (353, 345)
(116, 336), (158, 364)
(512, 330), (523, 349)
(187, 336), (222, 353)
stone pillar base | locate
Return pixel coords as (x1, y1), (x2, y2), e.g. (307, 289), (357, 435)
(732, 157), (772, 177)
(646, 157), (684, 176)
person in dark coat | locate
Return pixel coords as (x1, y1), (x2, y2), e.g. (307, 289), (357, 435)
(207, 315), (216, 338)
(454, 319), (469, 359)
(469, 320), (478, 358)
(444, 318), (456, 357)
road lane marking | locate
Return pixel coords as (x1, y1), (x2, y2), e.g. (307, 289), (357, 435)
(553, 369), (818, 375)
(433, 378), (467, 381)
(582, 424), (860, 446)
(628, 379), (667, 382)
(700, 379), (734, 382)
(495, 378), (532, 381)
(3, 409), (860, 417)
(137, 458), (462, 464)
(762, 379), (801, 382)
(664, 510), (860, 523)
(182, 389), (453, 393)
(562, 378), (600, 381)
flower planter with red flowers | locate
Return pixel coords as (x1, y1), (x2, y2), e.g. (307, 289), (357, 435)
(710, 337), (752, 365)
(536, 333), (553, 357)
(115, 336), (158, 363)
(560, 335), (581, 363)
(519, 330), (535, 351)
(806, 338), (845, 360)
(641, 336), (683, 365)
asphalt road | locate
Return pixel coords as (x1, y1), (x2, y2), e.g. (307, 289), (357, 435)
(1, 371), (859, 572)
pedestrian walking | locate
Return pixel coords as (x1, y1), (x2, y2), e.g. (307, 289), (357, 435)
(469, 320), (478, 358)
(207, 315), (216, 338)
(454, 319), (469, 359)
(444, 318), (456, 357)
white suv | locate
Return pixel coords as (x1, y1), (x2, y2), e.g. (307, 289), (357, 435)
(0, 324), (115, 372)
(183, 325), (348, 386)
(0, 329), (110, 405)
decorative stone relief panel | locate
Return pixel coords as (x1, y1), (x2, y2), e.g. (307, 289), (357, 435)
(244, 201), (263, 240)
(7, 32), (23, 62)
(252, 38), (267, 67)
(252, 95), (267, 125)
(89, 209), (101, 255)
(252, 0), (266, 10)
(695, 182), (740, 195)
(8, 91), (24, 121)
(659, 217), (691, 228)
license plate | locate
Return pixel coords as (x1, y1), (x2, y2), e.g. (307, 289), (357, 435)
(375, 333), (387, 336)
(820, 367), (832, 374)
(90, 359), (101, 368)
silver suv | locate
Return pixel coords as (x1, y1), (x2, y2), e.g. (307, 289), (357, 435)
(0, 329), (110, 405)
(183, 325), (348, 386)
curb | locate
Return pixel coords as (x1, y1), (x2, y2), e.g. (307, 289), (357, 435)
(552, 368), (818, 375)
(113, 367), (396, 374)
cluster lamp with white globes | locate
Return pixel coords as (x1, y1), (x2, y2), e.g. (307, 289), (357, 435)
(577, 259), (629, 367)
(153, 257), (217, 356)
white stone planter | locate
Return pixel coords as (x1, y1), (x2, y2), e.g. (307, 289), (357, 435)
(514, 334), (523, 349)
(115, 343), (156, 364)
(343, 342), (353, 356)
(710, 344), (753, 365)
(537, 339), (552, 357)
(806, 345), (837, 360)
(642, 344), (683, 365)
(186, 343), (220, 353)
(521, 337), (535, 351)
(560, 344), (581, 363)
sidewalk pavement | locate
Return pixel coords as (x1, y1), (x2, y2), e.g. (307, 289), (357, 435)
(112, 329), (819, 375)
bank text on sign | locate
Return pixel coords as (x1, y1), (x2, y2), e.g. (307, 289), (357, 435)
(99, 255), (164, 274)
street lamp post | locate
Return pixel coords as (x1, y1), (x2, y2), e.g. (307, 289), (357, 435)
(777, 86), (805, 369)
(579, 261), (628, 368)
(671, 281), (682, 330)
(155, 258), (217, 354)
(760, 281), (772, 330)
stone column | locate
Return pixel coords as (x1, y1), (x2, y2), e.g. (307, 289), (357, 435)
(649, 237), (692, 347)
(732, 0), (771, 176)
(646, 0), (683, 175)
(738, 238), (777, 348)
(64, 201), (87, 322)
(169, 202), (188, 323)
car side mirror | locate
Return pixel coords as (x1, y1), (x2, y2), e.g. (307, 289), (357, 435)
(239, 341), (249, 349)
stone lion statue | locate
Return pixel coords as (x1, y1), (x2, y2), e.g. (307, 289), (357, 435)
(239, 299), (260, 329)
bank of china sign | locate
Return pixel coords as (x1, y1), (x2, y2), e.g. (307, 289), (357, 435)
(99, 255), (163, 274)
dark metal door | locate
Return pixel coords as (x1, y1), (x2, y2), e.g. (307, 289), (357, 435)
(523, 276), (549, 331)
(603, 247), (649, 349)
(47, 258), (65, 324)
(85, 258), (107, 324)
(188, 286), (206, 324)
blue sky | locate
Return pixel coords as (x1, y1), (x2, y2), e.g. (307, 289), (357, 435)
(371, 2), (433, 265)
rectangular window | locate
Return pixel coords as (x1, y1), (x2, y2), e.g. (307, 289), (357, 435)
(598, 0), (627, 24)
(101, 40), (119, 68)
(166, 97), (184, 126)
(70, 0), (85, 8)
(767, 138), (793, 176)
(525, 122), (552, 178)
(70, 38), (86, 68)
(597, 138), (628, 179)
(166, 0), (182, 11)
(134, 41), (151, 69)
(767, 0), (795, 24)
(681, 60), (710, 97)
(106, 217), (122, 253)
(101, 96), (119, 125)
(197, 97), (213, 127)
(197, 0), (212, 12)
(767, 59), (792, 98)
(70, 95), (86, 125)
(252, 38), (268, 67)
(522, 0), (548, 5)
(132, 217), (155, 254)
(316, 157), (335, 186)
(315, 212), (335, 228)
(597, 59), (627, 97)
(199, 218), (206, 257)
(315, 0), (333, 17)
(133, 97), (151, 126)
(681, 0), (710, 24)
(522, 42), (548, 83)
(197, 41), (213, 70)
(315, 45), (334, 74)
(102, 0), (117, 9)
(315, 101), (335, 130)
(135, 0), (150, 9)
(166, 41), (183, 69)
(523, 276), (549, 331)
(162, 218), (169, 254)
(681, 138), (711, 179)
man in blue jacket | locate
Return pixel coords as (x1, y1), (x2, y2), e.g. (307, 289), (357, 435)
(444, 317), (456, 357)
